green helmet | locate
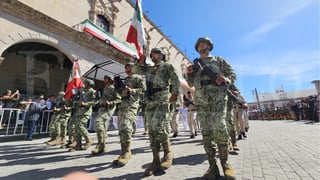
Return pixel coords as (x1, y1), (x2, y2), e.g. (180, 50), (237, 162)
(104, 73), (113, 80)
(125, 62), (134, 68)
(194, 37), (214, 52)
(150, 48), (166, 60)
(84, 79), (95, 86)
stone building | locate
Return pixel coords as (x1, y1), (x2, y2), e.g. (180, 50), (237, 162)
(0, 0), (192, 98)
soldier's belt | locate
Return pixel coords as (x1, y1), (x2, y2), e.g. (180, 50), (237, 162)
(188, 109), (196, 112)
(150, 87), (167, 93)
(200, 80), (218, 86)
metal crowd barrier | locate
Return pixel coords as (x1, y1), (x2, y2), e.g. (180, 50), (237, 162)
(0, 108), (53, 136)
(39, 110), (53, 134)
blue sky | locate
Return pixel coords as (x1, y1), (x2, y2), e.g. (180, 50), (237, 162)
(140, 0), (320, 102)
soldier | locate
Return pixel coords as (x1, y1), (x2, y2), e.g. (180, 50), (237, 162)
(112, 62), (145, 166)
(184, 91), (198, 138)
(226, 83), (240, 151)
(69, 79), (96, 152)
(46, 91), (71, 146)
(91, 74), (121, 155)
(185, 37), (236, 179)
(170, 102), (181, 138)
(61, 91), (80, 149)
(133, 48), (180, 176)
(233, 92), (248, 140)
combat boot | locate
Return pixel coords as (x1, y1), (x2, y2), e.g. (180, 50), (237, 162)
(242, 132), (247, 138)
(232, 143), (240, 151)
(144, 147), (161, 176)
(219, 144), (235, 180)
(160, 140), (173, 169)
(91, 133), (106, 155)
(44, 137), (55, 144)
(60, 136), (66, 145)
(82, 135), (92, 150)
(114, 142), (132, 166)
(67, 136), (76, 147)
(69, 138), (82, 152)
(47, 137), (61, 146)
(203, 149), (220, 179)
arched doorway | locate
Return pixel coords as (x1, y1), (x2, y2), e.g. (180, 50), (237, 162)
(0, 42), (73, 99)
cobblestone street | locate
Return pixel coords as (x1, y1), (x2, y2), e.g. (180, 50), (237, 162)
(0, 120), (319, 180)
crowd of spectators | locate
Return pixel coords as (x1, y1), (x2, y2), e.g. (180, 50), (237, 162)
(248, 95), (319, 122)
(0, 89), (55, 129)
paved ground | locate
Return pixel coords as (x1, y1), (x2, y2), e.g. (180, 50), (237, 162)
(0, 120), (319, 180)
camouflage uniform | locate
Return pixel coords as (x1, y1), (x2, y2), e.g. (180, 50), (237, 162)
(91, 78), (121, 155)
(62, 95), (77, 148)
(185, 37), (236, 179)
(133, 49), (180, 176)
(226, 84), (239, 151)
(113, 63), (145, 166)
(69, 80), (96, 152)
(46, 91), (72, 146)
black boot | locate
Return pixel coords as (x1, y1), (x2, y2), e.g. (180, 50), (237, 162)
(242, 132), (247, 138)
(172, 132), (178, 138)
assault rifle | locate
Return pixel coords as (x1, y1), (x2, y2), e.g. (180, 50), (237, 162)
(114, 75), (136, 101)
(193, 58), (245, 105)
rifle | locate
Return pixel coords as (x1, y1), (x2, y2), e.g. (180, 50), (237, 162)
(193, 58), (245, 105)
(114, 75), (136, 101)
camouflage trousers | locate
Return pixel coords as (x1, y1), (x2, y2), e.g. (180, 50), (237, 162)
(48, 113), (61, 137)
(75, 113), (91, 139)
(118, 108), (136, 144)
(197, 100), (229, 153)
(226, 105), (236, 144)
(67, 114), (77, 137)
(54, 113), (71, 138)
(94, 108), (114, 140)
(145, 103), (170, 149)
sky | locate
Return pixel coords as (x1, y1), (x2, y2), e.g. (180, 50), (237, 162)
(140, 0), (320, 102)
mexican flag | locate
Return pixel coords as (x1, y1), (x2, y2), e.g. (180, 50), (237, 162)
(126, 0), (146, 57)
(65, 59), (84, 100)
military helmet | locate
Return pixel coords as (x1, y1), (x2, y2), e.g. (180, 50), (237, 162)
(150, 48), (166, 60)
(104, 73), (113, 80)
(84, 79), (95, 86)
(125, 62), (134, 68)
(194, 37), (214, 52)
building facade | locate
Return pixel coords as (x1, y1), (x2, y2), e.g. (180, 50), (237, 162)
(0, 0), (192, 97)
(248, 87), (317, 110)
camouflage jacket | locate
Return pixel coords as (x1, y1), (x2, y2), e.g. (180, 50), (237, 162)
(184, 56), (236, 105)
(133, 61), (180, 103)
(117, 74), (145, 109)
(99, 84), (121, 111)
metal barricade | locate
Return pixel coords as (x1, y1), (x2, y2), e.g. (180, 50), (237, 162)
(13, 109), (27, 135)
(39, 110), (53, 133)
(0, 108), (21, 136)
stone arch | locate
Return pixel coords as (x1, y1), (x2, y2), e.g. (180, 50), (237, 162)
(0, 40), (73, 98)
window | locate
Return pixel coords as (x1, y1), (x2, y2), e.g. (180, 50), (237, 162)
(96, 15), (110, 32)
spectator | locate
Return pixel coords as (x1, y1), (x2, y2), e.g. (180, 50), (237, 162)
(0, 89), (20, 127)
(25, 96), (41, 141)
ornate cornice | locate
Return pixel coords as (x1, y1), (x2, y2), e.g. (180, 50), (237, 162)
(0, 0), (130, 64)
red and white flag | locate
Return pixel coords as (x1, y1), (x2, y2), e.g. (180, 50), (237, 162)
(65, 59), (84, 100)
(126, 0), (146, 57)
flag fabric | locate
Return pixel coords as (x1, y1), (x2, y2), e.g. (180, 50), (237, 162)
(65, 59), (84, 100)
(126, 0), (146, 57)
